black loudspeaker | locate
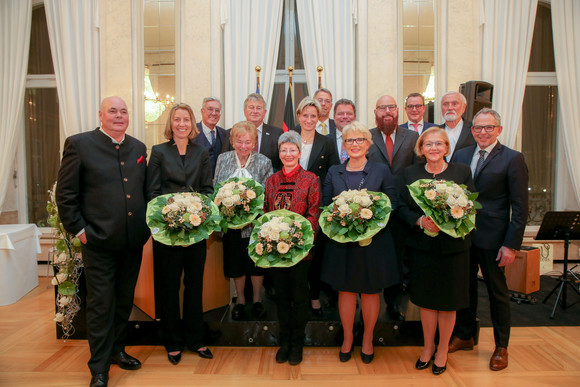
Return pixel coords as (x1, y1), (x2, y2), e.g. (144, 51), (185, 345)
(459, 81), (493, 122)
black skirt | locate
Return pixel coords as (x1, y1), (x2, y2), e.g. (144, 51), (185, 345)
(222, 229), (264, 278)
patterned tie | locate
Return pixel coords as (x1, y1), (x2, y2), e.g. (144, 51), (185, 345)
(340, 142), (348, 163)
(210, 130), (216, 145)
(474, 150), (486, 177)
(385, 135), (394, 164)
(320, 122), (328, 135)
(411, 123), (420, 133)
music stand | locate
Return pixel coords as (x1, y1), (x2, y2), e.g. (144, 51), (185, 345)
(536, 211), (580, 318)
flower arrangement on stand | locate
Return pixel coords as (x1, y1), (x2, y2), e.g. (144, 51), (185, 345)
(146, 192), (221, 246)
(408, 179), (481, 238)
(248, 209), (315, 267)
(212, 177), (265, 232)
(319, 189), (392, 246)
(47, 182), (83, 340)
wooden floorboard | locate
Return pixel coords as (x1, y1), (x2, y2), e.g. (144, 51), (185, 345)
(1, 280), (579, 387)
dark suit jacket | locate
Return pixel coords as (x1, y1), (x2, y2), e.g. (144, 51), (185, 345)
(55, 128), (150, 250)
(193, 122), (230, 175)
(147, 140), (214, 200)
(306, 131), (340, 184)
(401, 121), (438, 134)
(439, 121), (476, 160)
(452, 142), (529, 251)
(259, 123), (284, 171)
(367, 126), (421, 176)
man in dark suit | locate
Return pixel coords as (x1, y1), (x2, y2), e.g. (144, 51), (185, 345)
(450, 108), (529, 371)
(56, 96), (150, 387)
(193, 97), (229, 175)
(294, 88), (337, 136)
(367, 94), (419, 321)
(400, 92), (438, 134)
(243, 93), (283, 171)
(439, 91), (476, 160)
(332, 98), (357, 163)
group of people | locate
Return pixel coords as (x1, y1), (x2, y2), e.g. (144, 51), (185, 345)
(55, 88), (528, 386)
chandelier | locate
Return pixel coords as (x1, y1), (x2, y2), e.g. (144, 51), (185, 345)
(144, 67), (174, 123)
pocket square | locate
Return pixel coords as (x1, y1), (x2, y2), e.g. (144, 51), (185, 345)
(137, 155), (144, 164)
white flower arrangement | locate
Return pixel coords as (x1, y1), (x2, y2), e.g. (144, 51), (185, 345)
(212, 177), (265, 231)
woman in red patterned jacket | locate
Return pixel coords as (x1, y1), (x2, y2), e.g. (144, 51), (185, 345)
(264, 130), (321, 366)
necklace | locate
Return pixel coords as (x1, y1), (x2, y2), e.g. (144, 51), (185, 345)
(346, 159), (367, 172)
(301, 137), (313, 145)
(424, 161), (447, 177)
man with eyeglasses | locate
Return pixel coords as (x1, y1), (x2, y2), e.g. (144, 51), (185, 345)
(450, 108), (529, 371)
(438, 91), (476, 160)
(332, 99), (357, 163)
(368, 94), (420, 322)
(194, 97), (229, 175)
(294, 88), (336, 137)
(401, 92), (437, 134)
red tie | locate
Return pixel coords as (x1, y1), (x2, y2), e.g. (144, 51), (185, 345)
(385, 135), (393, 164)
(411, 123), (420, 132)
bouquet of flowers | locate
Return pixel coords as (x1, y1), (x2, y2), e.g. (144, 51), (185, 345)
(408, 179), (481, 238)
(248, 209), (315, 268)
(319, 189), (392, 246)
(47, 182), (83, 340)
(213, 177), (265, 232)
(146, 192), (221, 246)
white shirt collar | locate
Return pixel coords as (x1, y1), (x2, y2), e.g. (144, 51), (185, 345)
(99, 127), (125, 144)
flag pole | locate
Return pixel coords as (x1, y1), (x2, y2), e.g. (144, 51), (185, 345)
(255, 66), (262, 94)
(317, 66), (323, 89)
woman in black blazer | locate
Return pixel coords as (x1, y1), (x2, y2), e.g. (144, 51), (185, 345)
(295, 97), (340, 315)
(320, 122), (399, 364)
(147, 103), (214, 365)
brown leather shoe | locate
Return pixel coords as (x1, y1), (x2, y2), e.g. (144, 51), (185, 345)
(448, 336), (474, 353)
(489, 347), (508, 371)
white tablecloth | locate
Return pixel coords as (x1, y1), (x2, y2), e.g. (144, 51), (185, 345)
(0, 224), (41, 306)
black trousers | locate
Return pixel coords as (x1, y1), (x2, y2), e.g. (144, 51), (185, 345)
(270, 260), (311, 347)
(454, 246), (511, 348)
(81, 243), (143, 375)
(153, 240), (207, 353)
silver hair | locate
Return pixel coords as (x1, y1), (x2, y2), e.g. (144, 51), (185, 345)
(202, 97), (222, 108)
(473, 108), (502, 125)
(243, 93), (266, 110)
(441, 91), (467, 105)
(278, 130), (302, 150)
(314, 88), (333, 100)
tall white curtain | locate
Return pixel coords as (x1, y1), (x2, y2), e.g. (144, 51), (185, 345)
(552, 0), (580, 205)
(44, 0), (100, 137)
(0, 0), (32, 213)
(480, 0), (537, 148)
(221, 0), (283, 129)
(296, 0), (356, 101)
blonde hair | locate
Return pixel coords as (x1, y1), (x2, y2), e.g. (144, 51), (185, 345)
(414, 127), (450, 158)
(341, 121), (373, 145)
(163, 103), (198, 140)
(230, 121), (258, 146)
(296, 97), (321, 116)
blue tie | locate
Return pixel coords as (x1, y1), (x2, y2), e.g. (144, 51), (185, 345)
(210, 130), (216, 145)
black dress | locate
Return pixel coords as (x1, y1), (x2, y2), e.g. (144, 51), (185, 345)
(320, 161), (400, 295)
(398, 163), (474, 311)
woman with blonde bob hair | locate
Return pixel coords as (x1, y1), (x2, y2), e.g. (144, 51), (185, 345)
(321, 121), (399, 364)
(147, 102), (214, 365)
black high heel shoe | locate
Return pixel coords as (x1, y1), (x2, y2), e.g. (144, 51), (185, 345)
(168, 352), (182, 365)
(361, 352), (374, 364)
(432, 360), (447, 375)
(415, 357), (432, 370)
(339, 346), (353, 362)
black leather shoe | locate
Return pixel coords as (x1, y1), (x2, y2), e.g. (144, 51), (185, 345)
(168, 352), (181, 365)
(339, 347), (352, 362)
(415, 357), (432, 370)
(386, 304), (405, 321)
(432, 361), (447, 375)
(90, 373), (108, 387)
(196, 347), (213, 359)
(253, 302), (266, 319)
(288, 346), (303, 365)
(276, 345), (291, 363)
(361, 352), (374, 364)
(231, 304), (246, 321)
(110, 351), (141, 370)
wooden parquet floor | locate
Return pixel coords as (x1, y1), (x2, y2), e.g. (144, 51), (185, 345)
(1, 279), (580, 387)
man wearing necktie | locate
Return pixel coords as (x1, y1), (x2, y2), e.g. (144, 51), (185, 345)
(450, 108), (529, 371)
(400, 92), (438, 134)
(194, 97), (229, 176)
(332, 98), (357, 163)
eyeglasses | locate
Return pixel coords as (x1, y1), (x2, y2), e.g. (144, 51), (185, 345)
(376, 104), (397, 112)
(317, 98), (332, 105)
(423, 141), (446, 148)
(344, 137), (367, 145)
(472, 125), (498, 133)
(204, 107), (221, 114)
(405, 104), (424, 110)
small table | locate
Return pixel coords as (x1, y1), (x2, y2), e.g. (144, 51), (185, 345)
(0, 224), (41, 306)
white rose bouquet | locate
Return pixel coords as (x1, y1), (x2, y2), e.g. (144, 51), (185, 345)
(146, 192), (221, 246)
(248, 209), (315, 267)
(212, 177), (265, 232)
(408, 179), (481, 238)
(319, 189), (392, 246)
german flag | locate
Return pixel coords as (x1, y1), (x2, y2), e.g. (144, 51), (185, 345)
(282, 84), (294, 132)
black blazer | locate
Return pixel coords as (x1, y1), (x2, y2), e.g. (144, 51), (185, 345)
(439, 121), (476, 160)
(193, 122), (230, 175)
(147, 139), (214, 200)
(55, 128), (150, 250)
(367, 126), (421, 176)
(258, 123), (284, 171)
(452, 142), (529, 251)
(306, 131), (340, 184)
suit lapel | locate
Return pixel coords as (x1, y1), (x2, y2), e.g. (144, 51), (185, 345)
(393, 128), (406, 157)
(260, 125), (271, 151)
(308, 133), (324, 170)
(371, 129), (390, 165)
(475, 142), (502, 181)
(455, 122), (472, 150)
